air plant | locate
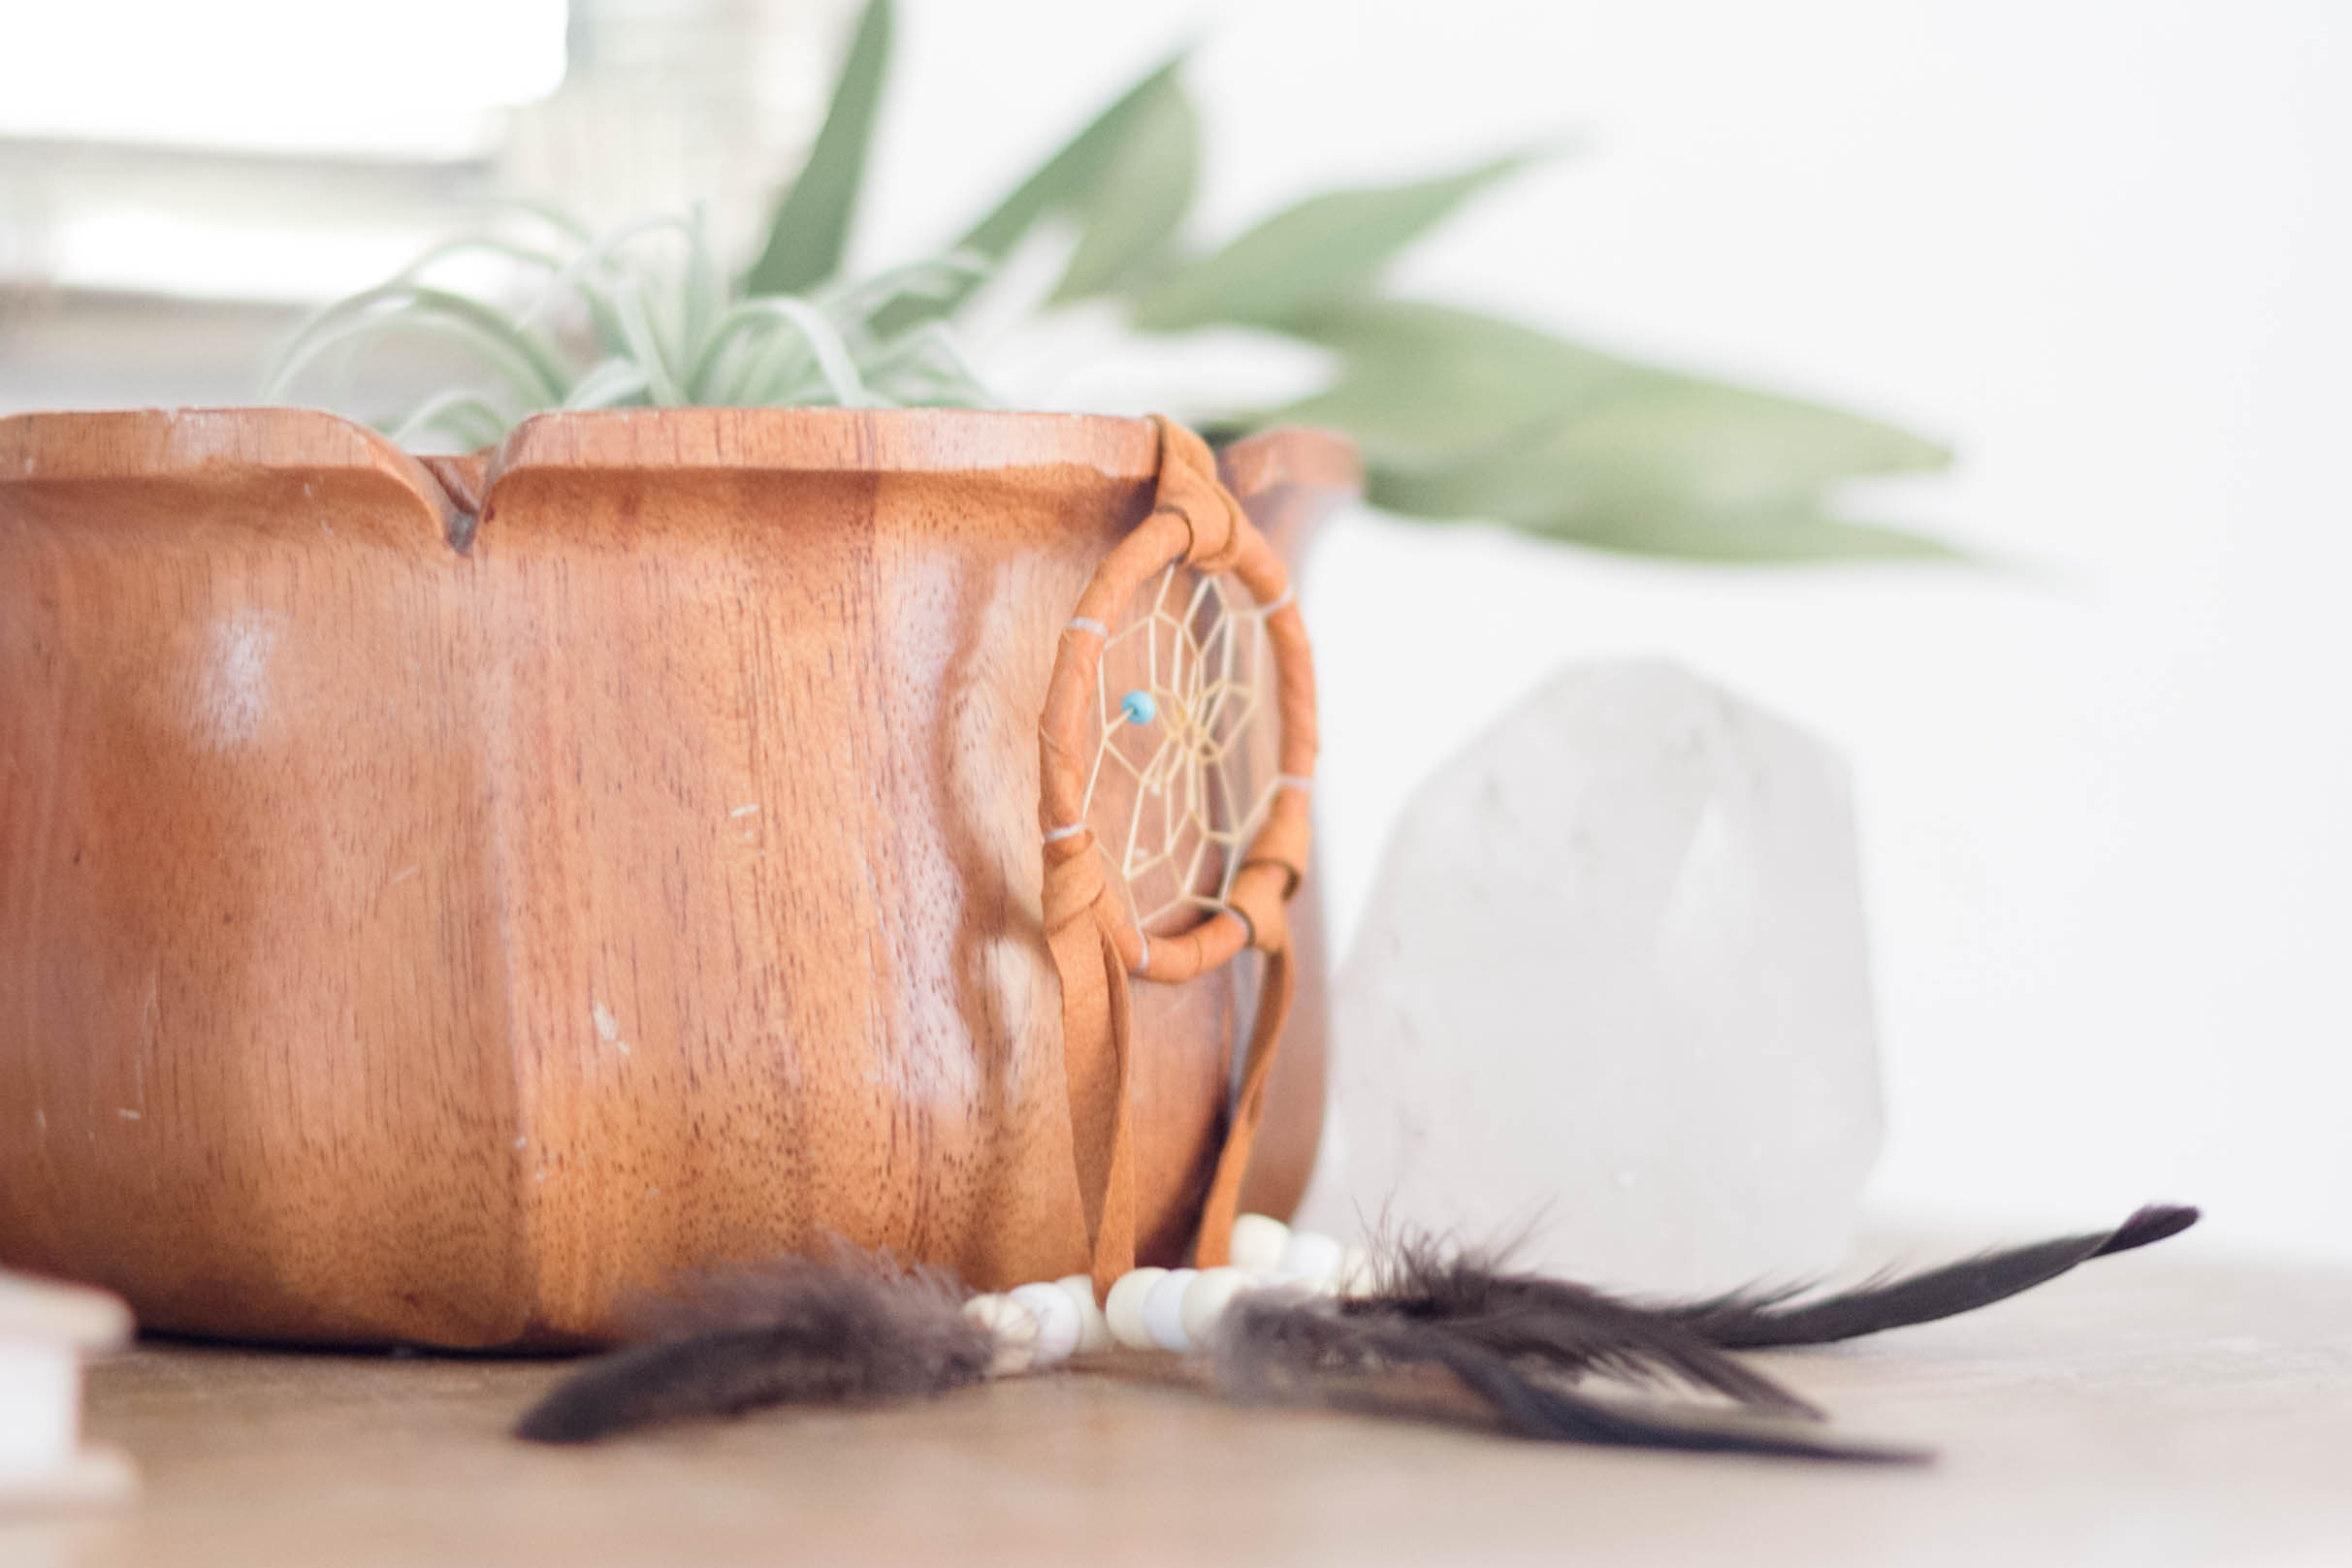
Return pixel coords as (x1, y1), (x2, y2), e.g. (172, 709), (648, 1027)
(273, 0), (1957, 562)
(263, 206), (993, 451)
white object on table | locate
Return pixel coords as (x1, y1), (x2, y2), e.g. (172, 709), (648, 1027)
(0, 1268), (138, 1511)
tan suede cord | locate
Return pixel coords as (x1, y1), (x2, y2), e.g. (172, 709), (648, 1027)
(1039, 416), (1317, 1298)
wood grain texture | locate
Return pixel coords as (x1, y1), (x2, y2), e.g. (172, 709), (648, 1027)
(0, 406), (1357, 1348)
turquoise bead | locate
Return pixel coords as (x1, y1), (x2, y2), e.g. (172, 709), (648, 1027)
(1120, 689), (1157, 726)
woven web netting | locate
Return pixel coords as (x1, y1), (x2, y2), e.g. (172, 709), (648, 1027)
(1079, 562), (1281, 942)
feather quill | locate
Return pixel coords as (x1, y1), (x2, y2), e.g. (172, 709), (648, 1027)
(514, 1251), (990, 1444)
(1667, 1203), (2199, 1349)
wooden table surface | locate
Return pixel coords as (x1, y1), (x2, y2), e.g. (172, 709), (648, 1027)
(6, 1239), (2349, 1567)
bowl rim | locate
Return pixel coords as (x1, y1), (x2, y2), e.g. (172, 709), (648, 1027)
(0, 405), (1361, 553)
(0, 404), (1358, 479)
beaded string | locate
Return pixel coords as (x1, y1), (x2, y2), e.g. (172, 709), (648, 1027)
(958, 1214), (1372, 1375)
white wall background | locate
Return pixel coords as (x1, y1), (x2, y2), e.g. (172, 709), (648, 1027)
(859, 0), (2352, 1263)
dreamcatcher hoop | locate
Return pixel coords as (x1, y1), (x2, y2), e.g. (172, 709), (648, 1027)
(1039, 416), (1317, 1296)
(1070, 564), (1291, 958)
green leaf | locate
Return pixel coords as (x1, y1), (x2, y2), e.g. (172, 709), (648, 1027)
(1365, 372), (1955, 561)
(867, 53), (1190, 337)
(563, 358), (653, 410)
(264, 285), (569, 407)
(818, 253), (990, 331)
(1379, 476), (1959, 561)
(746, 0), (893, 296)
(707, 298), (872, 406)
(956, 53), (1188, 263)
(680, 204), (724, 360)
(390, 390), (514, 451)
(517, 210), (696, 353)
(861, 320), (994, 407)
(1259, 301), (1953, 560)
(1132, 153), (1532, 332)
(1263, 300), (1630, 466)
(609, 276), (685, 405)
(1049, 74), (1198, 302)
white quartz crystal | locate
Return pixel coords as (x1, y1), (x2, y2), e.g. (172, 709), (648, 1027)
(1298, 660), (1883, 1296)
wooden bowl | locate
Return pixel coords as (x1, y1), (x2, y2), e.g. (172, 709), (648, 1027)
(0, 407), (1358, 1348)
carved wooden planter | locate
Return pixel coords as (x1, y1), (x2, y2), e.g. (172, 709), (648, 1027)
(0, 407), (1356, 1348)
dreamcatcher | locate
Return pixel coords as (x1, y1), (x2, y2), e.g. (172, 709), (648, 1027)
(1076, 563), (1286, 950)
(1036, 415), (1315, 1297)
(514, 417), (2198, 1461)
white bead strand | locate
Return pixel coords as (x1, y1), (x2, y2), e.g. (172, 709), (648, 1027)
(1277, 1229), (1345, 1285)
(1142, 1268), (1199, 1351)
(1104, 1267), (1169, 1350)
(1227, 1213), (1291, 1274)
(1179, 1266), (1254, 1346)
(1053, 1274), (1113, 1354)
(960, 1294), (1040, 1376)
(1008, 1282), (1082, 1367)
(979, 1227), (1378, 1377)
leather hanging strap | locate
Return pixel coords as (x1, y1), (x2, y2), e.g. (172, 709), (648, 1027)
(1040, 829), (1141, 1300)
(1192, 919), (1294, 1269)
(1038, 416), (1317, 1299)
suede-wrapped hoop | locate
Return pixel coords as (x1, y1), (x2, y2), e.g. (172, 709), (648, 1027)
(1038, 416), (1318, 1297)
(1038, 422), (1317, 979)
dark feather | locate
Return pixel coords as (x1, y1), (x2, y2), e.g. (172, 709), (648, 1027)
(1667, 1204), (2200, 1349)
(1349, 1236), (1823, 1419)
(514, 1252), (990, 1444)
(1208, 1205), (2197, 1460)
(1215, 1292), (1924, 1464)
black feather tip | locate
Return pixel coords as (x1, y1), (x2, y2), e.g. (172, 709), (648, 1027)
(1669, 1203), (2201, 1349)
(1209, 1204), (2196, 1462)
(515, 1251), (990, 1444)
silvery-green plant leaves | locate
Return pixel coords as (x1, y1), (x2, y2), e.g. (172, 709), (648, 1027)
(264, 206), (991, 450)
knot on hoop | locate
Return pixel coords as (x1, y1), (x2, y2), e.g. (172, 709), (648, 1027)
(1150, 415), (1249, 577)
(1225, 870), (1290, 955)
